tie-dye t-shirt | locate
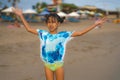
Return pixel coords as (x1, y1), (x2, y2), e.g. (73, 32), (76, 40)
(37, 29), (73, 64)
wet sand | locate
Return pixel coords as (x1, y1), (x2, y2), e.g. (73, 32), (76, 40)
(0, 20), (120, 80)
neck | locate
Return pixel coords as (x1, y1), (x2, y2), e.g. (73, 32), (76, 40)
(49, 30), (57, 34)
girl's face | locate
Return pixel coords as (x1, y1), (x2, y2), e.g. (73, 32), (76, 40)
(46, 16), (60, 33)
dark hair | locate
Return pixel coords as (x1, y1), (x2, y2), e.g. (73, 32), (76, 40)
(45, 13), (64, 23)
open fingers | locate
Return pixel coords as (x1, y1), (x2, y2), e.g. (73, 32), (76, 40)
(99, 17), (107, 23)
(102, 17), (107, 23)
(101, 16), (107, 21)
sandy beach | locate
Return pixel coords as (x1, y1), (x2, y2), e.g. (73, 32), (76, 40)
(0, 19), (120, 80)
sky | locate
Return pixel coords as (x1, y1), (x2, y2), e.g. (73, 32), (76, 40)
(0, 0), (120, 11)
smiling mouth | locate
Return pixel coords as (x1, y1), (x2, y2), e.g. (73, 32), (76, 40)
(49, 27), (54, 30)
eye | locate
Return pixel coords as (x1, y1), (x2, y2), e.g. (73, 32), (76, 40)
(52, 21), (56, 23)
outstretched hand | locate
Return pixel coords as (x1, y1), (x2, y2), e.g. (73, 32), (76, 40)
(95, 17), (107, 26)
(12, 7), (23, 16)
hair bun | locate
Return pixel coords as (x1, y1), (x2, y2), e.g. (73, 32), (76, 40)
(55, 14), (64, 23)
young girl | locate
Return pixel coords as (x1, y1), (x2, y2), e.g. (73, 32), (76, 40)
(12, 8), (107, 80)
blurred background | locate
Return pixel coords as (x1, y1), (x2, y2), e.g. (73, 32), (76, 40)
(0, 1), (120, 80)
(0, 0), (120, 23)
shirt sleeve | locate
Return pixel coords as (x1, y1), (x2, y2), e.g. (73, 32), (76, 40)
(63, 31), (74, 37)
(36, 29), (45, 40)
(60, 31), (74, 42)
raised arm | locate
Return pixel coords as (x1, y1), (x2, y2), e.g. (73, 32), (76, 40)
(12, 8), (38, 35)
(71, 17), (107, 37)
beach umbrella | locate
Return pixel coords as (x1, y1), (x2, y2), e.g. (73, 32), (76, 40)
(95, 13), (103, 17)
(84, 10), (90, 14)
(89, 11), (95, 15)
(98, 13), (103, 16)
(39, 10), (50, 16)
(81, 13), (88, 18)
(68, 12), (80, 17)
(2, 7), (14, 13)
(57, 12), (67, 17)
(23, 9), (37, 14)
(76, 10), (85, 14)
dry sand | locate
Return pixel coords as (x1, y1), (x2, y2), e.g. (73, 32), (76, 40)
(0, 20), (120, 80)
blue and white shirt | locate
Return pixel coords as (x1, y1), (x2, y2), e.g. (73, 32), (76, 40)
(37, 29), (73, 64)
